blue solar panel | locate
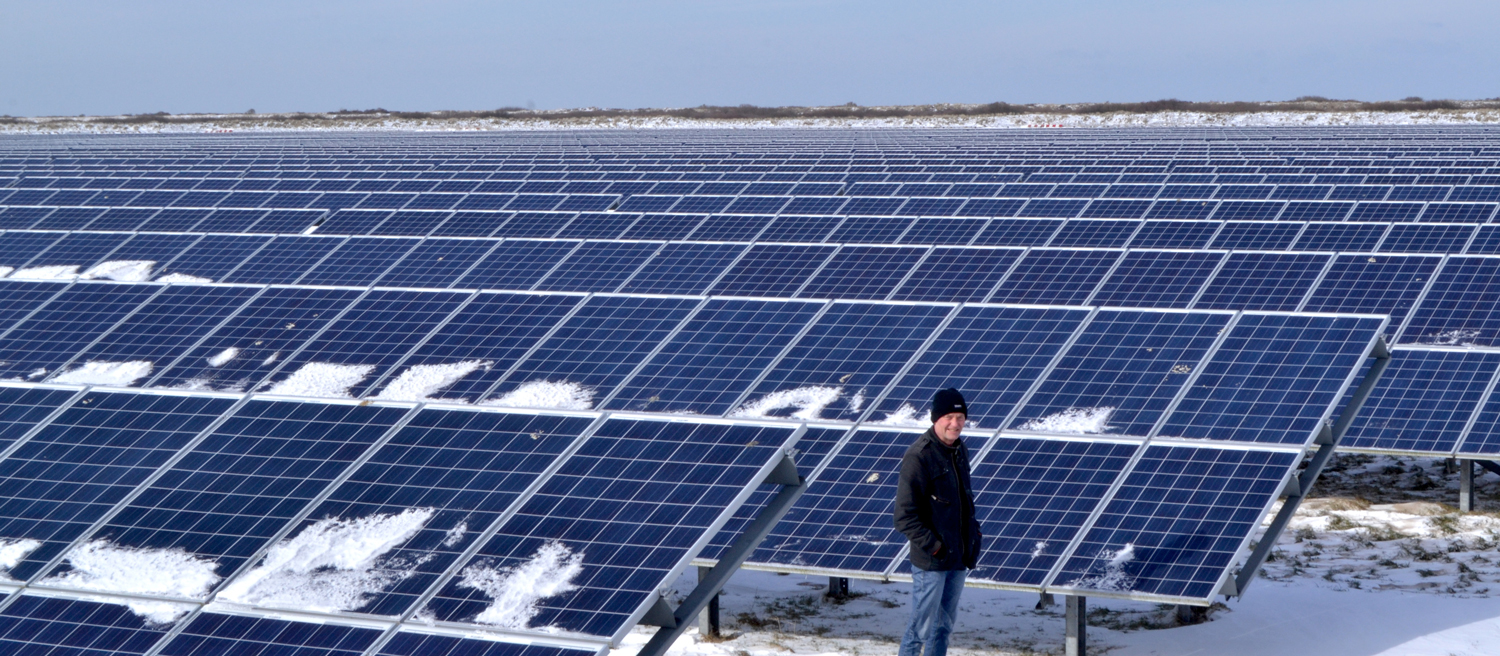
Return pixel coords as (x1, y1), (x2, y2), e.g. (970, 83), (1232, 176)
(148, 287), (358, 391)
(736, 302), (953, 422)
(265, 290), (470, 399)
(756, 215), (842, 243)
(873, 306), (1091, 428)
(57, 399), (410, 587)
(1047, 220), (1139, 248)
(605, 299), (823, 415)
(533, 242), (662, 293)
(377, 632), (597, 656)
(964, 437), (1138, 588)
(1012, 309), (1231, 438)
(221, 236), (345, 285)
(969, 218), (1062, 246)
(988, 249), (1120, 305)
(24, 232), (130, 270)
(1089, 251), (1222, 308)
(156, 235), (270, 282)
(494, 212), (575, 238)
(0, 283), (163, 381)
(797, 246), (925, 300)
(1301, 254), (1438, 337)
(32, 207), (107, 231)
(486, 296), (701, 408)
(0, 390), (236, 580)
(1194, 253), (1329, 311)
(1051, 445), (1297, 601)
(1126, 221), (1219, 249)
(375, 238), (500, 289)
(297, 237), (420, 286)
(430, 211), (509, 237)
(157, 613), (381, 656)
(0, 595), (173, 655)
(1341, 349), (1500, 453)
(421, 418), (796, 639)
(1209, 221), (1303, 250)
(456, 240), (579, 291)
(1400, 256), (1500, 346)
(1158, 314), (1384, 445)
(552, 212), (638, 240)
(1378, 224), (1475, 253)
(709, 244), (835, 297)
(898, 218), (989, 245)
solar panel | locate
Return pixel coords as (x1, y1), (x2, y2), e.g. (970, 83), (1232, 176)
(1340, 349), (1500, 454)
(419, 417), (798, 640)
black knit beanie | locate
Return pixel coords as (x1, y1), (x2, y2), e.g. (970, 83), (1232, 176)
(931, 388), (968, 422)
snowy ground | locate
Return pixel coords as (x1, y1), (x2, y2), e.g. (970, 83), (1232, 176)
(7, 110), (1500, 134)
(619, 455), (1500, 656)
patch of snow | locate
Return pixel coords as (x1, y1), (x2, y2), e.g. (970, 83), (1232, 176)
(1019, 407), (1116, 434)
(1030, 541), (1048, 559)
(26, 368), (47, 380)
(874, 403), (928, 427)
(847, 390), (866, 414)
(8, 265), (80, 280)
(0, 538), (41, 581)
(216, 508), (434, 612)
(443, 521), (468, 548)
(50, 360), (153, 386)
(1068, 543), (1137, 592)
(0, 267), (11, 278)
(1421, 328), (1484, 347)
(483, 380), (594, 410)
(206, 347), (239, 367)
(730, 386), (843, 420)
(263, 363), (374, 398)
(263, 352), (279, 366)
(374, 360), (492, 402)
(81, 260), (155, 282)
(458, 541), (585, 629)
(156, 272), (213, 283)
(41, 540), (220, 624)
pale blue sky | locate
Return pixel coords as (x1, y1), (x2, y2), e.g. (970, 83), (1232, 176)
(5, 1), (1498, 117)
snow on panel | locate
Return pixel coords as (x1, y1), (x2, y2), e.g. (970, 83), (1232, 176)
(8, 265), (80, 280)
(729, 386), (843, 421)
(457, 541), (585, 629)
(81, 260), (155, 282)
(483, 380), (594, 410)
(374, 360), (493, 402)
(263, 362), (374, 398)
(50, 360), (154, 387)
(1018, 407), (1116, 434)
(216, 508), (434, 613)
(41, 540), (220, 624)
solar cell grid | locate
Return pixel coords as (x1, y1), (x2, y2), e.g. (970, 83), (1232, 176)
(605, 299), (824, 415)
(157, 613), (382, 656)
(534, 241), (663, 293)
(23, 232), (130, 270)
(988, 249), (1120, 305)
(1010, 309), (1231, 437)
(0, 390), (237, 581)
(1088, 250), (1222, 308)
(1051, 445), (1297, 601)
(54, 399), (411, 589)
(421, 418), (796, 639)
(0, 594), (174, 656)
(797, 246), (926, 300)
(456, 240), (580, 291)
(221, 236), (345, 285)
(1158, 313), (1385, 445)
(297, 236), (420, 287)
(486, 295), (702, 409)
(0, 283), (163, 381)
(1193, 252), (1329, 311)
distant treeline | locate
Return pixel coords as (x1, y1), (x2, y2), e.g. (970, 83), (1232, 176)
(3, 97), (1492, 125)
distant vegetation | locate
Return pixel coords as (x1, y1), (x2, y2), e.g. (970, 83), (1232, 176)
(2, 97), (1494, 125)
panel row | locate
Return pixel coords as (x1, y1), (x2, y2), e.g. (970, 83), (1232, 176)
(0, 279), (1381, 446)
(7, 232), (1500, 346)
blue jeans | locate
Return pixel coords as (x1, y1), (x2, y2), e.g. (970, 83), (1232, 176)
(899, 568), (967, 656)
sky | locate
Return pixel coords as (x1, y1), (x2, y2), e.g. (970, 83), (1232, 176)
(5, 0), (1500, 117)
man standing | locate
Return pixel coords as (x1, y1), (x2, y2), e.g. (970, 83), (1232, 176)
(894, 388), (981, 656)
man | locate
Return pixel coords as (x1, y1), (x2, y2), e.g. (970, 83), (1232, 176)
(893, 388), (981, 656)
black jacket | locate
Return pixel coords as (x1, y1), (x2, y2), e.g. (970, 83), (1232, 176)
(893, 428), (982, 571)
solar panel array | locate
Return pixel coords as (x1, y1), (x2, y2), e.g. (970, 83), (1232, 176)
(0, 126), (1458, 651)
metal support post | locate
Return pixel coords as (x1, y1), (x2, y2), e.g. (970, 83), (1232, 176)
(697, 566), (720, 638)
(826, 576), (849, 600)
(1460, 459), (1474, 512)
(1175, 604), (1207, 625)
(1065, 595), (1087, 656)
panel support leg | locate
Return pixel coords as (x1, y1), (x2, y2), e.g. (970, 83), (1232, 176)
(1036, 592), (1055, 610)
(698, 566), (720, 638)
(1460, 459), (1474, 513)
(1175, 604), (1206, 625)
(1065, 595), (1087, 656)
(826, 576), (849, 600)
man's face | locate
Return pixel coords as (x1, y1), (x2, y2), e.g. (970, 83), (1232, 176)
(933, 411), (965, 445)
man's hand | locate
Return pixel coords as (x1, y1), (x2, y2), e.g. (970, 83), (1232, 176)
(931, 541), (943, 557)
